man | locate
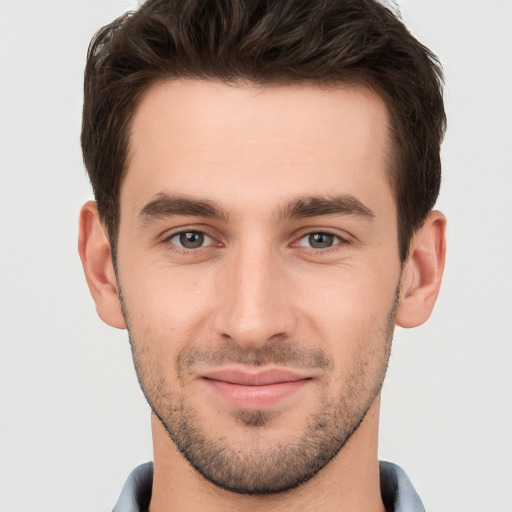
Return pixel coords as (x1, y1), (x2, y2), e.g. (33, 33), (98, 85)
(78, 0), (446, 510)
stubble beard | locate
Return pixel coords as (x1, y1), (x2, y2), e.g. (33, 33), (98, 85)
(121, 286), (399, 495)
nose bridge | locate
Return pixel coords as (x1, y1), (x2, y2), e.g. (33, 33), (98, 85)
(214, 238), (295, 348)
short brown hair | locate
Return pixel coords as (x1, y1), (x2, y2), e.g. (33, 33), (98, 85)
(81, 0), (445, 262)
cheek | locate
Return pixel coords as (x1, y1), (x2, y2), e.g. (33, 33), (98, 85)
(120, 264), (216, 355)
(293, 263), (398, 369)
(295, 262), (397, 324)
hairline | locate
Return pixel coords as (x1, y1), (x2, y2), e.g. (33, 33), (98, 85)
(107, 76), (407, 264)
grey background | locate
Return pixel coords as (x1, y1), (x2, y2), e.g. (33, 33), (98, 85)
(0, 1), (511, 510)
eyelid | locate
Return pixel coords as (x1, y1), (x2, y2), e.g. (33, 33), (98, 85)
(297, 232), (341, 247)
(160, 225), (222, 249)
(292, 227), (351, 242)
(169, 231), (214, 248)
(157, 225), (352, 253)
(290, 228), (353, 255)
(160, 224), (214, 239)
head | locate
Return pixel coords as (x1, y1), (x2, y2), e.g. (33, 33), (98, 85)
(79, 0), (446, 499)
(81, 0), (445, 264)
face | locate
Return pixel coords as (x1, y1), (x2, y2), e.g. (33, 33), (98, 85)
(116, 80), (402, 494)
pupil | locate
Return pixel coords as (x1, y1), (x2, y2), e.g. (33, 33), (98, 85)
(309, 233), (333, 248)
(180, 232), (204, 248)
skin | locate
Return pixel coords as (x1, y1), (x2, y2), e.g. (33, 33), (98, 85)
(79, 80), (446, 512)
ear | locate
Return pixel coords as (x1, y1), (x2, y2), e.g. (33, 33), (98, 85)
(78, 201), (126, 329)
(395, 210), (446, 328)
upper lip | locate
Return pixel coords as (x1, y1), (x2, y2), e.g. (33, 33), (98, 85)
(201, 368), (310, 386)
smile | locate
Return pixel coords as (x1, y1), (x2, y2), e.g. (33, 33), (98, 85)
(201, 369), (312, 409)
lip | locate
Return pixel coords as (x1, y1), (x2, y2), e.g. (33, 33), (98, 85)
(200, 368), (311, 409)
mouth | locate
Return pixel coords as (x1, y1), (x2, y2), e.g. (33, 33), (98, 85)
(200, 368), (312, 409)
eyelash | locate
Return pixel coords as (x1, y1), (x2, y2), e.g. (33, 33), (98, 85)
(163, 230), (218, 254)
(294, 231), (349, 252)
(162, 228), (350, 254)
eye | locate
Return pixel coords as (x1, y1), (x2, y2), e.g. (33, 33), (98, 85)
(297, 232), (343, 249)
(168, 231), (214, 249)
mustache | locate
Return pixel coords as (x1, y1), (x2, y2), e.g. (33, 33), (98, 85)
(178, 341), (332, 372)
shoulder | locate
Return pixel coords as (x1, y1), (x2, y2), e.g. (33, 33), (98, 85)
(112, 462), (153, 512)
(379, 461), (426, 512)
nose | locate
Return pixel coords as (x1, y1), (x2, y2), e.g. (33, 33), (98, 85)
(212, 242), (297, 350)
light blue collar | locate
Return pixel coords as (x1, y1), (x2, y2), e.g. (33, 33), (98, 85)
(113, 460), (425, 512)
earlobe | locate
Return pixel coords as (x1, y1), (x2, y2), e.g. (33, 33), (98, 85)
(78, 201), (126, 329)
(395, 210), (446, 328)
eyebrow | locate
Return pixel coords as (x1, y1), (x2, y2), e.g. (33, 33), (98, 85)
(138, 193), (230, 224)
(278, 195), (375, 221)
(138, 192), (375, 225)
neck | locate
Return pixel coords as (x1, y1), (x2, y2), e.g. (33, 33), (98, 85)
(149, 397), (385, 512)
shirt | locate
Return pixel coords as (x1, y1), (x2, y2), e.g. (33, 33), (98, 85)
(112, 460), (425, 512)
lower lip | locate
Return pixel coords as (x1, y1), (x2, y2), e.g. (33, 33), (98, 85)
(202, 378), (310, 409)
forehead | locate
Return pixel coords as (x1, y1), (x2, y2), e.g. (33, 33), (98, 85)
(123, 79), (393, 217)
